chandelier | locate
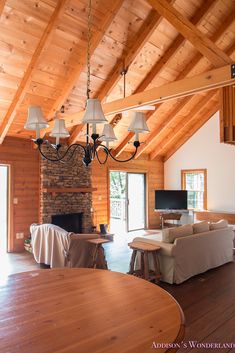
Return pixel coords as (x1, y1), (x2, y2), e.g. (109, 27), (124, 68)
(24, 0), (150, 166)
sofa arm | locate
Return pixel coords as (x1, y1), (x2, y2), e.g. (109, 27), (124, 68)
(133, 237), (176, 257)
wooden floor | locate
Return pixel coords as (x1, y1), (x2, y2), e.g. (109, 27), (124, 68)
(0, 244), (235, 352)
(160, 260), (235, 352)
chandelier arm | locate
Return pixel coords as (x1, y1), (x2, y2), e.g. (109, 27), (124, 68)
(95, 148), (109, 165)
(37, 142), (86, 162)
(99, 143), (139, 163)
(56, 147), (78, 165)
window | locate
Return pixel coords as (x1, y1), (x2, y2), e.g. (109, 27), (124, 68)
(181, 169), (207, 210)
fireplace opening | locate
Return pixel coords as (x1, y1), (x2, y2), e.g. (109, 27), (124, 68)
(51, 213), (83, 233)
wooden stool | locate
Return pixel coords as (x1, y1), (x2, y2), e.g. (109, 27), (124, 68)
(87, 238), (110, 269)
(128, 241), (161, 282)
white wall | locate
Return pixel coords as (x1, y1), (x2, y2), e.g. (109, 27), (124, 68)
(164, 112), (235, 212)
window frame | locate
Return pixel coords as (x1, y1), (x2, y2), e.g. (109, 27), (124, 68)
(181, 169), (207, 210)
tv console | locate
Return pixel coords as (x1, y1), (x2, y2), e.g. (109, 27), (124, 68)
(155, 209), (194, 227)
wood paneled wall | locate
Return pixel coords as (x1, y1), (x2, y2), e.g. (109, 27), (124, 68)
(0, 137), (40, 252)
(0, 140), (163, 251)
(91, 152), (164, 230)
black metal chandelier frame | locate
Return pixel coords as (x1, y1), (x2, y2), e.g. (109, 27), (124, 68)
(34, 127), (140, 166)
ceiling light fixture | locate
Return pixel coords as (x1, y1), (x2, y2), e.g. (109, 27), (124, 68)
(24, 0), (150, 166)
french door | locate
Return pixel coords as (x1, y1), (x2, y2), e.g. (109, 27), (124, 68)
(110, 171), (146, 232)
(127, 173), (146, 231)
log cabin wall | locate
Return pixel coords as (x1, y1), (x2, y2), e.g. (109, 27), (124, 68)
(0, 137), (40, 252)
(91, 152), (164, 230)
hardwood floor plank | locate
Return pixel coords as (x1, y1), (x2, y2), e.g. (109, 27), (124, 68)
(186, 316), (235, 353)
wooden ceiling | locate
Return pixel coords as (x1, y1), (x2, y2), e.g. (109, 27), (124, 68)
(0, 0), (234, 160)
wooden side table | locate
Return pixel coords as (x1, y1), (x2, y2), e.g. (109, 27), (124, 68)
(128, 241), (161, 282)
(87, 238), (110, 269)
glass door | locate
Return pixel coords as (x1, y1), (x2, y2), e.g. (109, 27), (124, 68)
(0, 165), (9, 253)
(127, 173), (146, 231)
(110, 171), (127, 234)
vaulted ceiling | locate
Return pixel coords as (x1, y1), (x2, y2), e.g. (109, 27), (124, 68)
(0, 0), (234, 161)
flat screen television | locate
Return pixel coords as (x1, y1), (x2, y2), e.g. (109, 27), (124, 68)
(155, 190), (188, 210)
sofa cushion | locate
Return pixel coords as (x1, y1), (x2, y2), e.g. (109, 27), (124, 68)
(162, 224), (193, 243)
(209, 219), (228, 230)
(193, 221), (210, 234)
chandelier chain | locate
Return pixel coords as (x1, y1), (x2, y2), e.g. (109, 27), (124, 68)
(86, 0), (92, 100)
(121, 64), (128, 98)
(28, 0), (144, 166)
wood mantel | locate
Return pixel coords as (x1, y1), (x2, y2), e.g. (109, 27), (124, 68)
(42, 187), (97, 196)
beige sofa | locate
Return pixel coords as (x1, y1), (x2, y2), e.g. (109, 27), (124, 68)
(133, 220), (234, 284)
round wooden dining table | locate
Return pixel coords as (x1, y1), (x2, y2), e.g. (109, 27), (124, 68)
(0, 268), (185, 353)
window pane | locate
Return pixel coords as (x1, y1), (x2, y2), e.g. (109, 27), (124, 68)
(185, 172), (204, 191)
(183, 171), (205, 209)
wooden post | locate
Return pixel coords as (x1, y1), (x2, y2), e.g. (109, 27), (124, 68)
(220, 86), (235, 144)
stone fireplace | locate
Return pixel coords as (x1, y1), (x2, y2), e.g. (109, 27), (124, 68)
(40, 145), (93, 233)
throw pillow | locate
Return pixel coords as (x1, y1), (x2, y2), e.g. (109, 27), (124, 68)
(209, 219), (228, 230)
(162, 224), (193, 243)
(193, 221), (210, 234)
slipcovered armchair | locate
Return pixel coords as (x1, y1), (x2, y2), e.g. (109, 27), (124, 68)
(30, 223), (106, 269)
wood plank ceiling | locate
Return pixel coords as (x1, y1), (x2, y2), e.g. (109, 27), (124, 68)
(0, 0), (234, 161)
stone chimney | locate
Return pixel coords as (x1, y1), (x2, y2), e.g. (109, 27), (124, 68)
(40, 144), (93, 233)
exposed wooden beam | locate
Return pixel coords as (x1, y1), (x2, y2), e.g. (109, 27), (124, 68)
(47, 0), (124, 124)
(164, 101), (219, 161)
(102, 65), (233, 115)
(220, 86), (235, 143)
(150, 91), (218, 160)
(68, 2), (234, 146)
(0, 0), (69, 144)
(113, 0), (218, 157)
(68, 7), (164, 145)
(134, 14), (235, 158)
(97, 9), (164, 101)
(147, 0), (232, 67)
(135, 0), (217, 93)
(43, 64), (235, 135)
(0, 0), (6, 16)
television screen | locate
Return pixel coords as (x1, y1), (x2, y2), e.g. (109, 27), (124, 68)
(155, 190), (188, 210)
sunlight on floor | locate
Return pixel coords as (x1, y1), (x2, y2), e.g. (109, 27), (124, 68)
(105, 218), (161, 273)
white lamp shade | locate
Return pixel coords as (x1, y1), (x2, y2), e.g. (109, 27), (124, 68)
(99, 124), (117, 142)
(82, 99), (107, 124)
(24, 106), (49, 130)
(128, 112), (150, 133)
(50, 119), (70, 138)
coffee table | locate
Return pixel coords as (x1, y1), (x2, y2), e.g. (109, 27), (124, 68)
(0, 268), (185, 353)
